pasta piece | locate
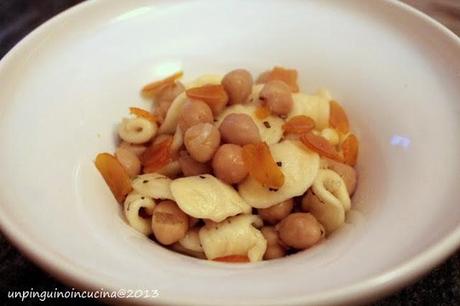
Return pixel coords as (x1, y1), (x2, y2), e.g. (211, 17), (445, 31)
(199, 215), (267, 262)
(185, 74), (223, 89)
(312, 169), (351, 211)
(216, 104), (284, 145)
(302, 190), (345, 234)
(170, 242), (206, 259)
(118, 117), (157, 144)
(123, 191), (155, 235)
(321, 128), (340, 146)
(158, 92), (188, 134)
(132, 173), (174, 200)
(171, 126), (184, 152)
(238, 140), (319, 208)
(179, 228), (203, 252)
(289, 93), (330, 130)
(248, 84), (264, 104)
(170, 174), (251, 222)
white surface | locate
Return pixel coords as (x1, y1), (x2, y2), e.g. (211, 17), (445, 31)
(0, 0), (459, 305)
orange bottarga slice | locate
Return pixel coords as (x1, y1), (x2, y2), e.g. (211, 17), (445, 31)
(129, 107), (157, 123)
(141, 137), (173, 173)
(283, 115), (315, 134)
(341, 134), (359, 166)
(300, 132), (342, 162)
(186, 84), (228, 115)
(95, 153), (133, 203)
(255, 105), (271, 119)
(265, 66), (299, 92)
(242, 142), (285, 189)
(141, 71), (183, 98)
(329, 101), (349, 134)
(213, 255), (250, 263)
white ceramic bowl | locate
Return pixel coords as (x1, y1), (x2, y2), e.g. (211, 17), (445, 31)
(0, 0), (459, 305)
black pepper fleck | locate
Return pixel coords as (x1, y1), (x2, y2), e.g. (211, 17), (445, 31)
(269, 188), (278, 192)
(263, 121), (271, 128)
(143, 180), (149, 184)
(141, 197), (145, 200)
(276, 161), (282, 167)
(199, 175), (206, 179)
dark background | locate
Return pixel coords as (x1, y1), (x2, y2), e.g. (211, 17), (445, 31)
(0, 1), (459, 305)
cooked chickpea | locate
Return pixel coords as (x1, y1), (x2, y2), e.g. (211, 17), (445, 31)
(258, 199), (294, 224)
(264, 245), (286, 260)
(212, 144), (248, 184)
(256, 70), (270, 84)
(221, 69), (253, 105)
(184, 123), (221, 162)
(178, 151), (211, 176)
(219, 113), (261, 145)
(278, 213), (324, 249)
(259, 80), (293, 116)
(152, 200), (189, 245)
(115, 147), (141, 177)
(178, 99), (214, 132)
(261, 226), (286, 260)
(157, 82), (185, 103)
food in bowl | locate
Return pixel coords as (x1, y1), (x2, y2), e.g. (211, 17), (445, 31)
(95, 67), (359, 262)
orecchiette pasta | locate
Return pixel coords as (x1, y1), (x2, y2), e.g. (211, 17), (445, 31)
(289, 93), (330, 130)
(158, 92), (188, 134)
(238, 140), (320, 208)
(302, 190), (345, 233)
(321, 128), (340, 146)
(179, 227), (203, 252)
(118, 117), (157, 144)
(171, 126), (184, 152)
(312, 169), (351, 211)
(185, 74), (223, 89)
(199, 214), (267, 262)
(131, 173), (174, 200)
(123, 191), (155, 235)
(170, 174), (251, 222)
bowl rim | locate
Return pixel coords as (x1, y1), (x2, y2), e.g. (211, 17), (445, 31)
(0, 0), (459, 305)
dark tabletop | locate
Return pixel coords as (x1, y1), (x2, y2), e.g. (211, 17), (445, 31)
(0, 1), (459, 305)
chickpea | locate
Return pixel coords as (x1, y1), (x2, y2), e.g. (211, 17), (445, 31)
(178, 99), (214, 132)
(264, 245), (286, 260)
(157, 82), (185, 103)
(219, 113), (261, 145)
(256, 70), (270, 84)
(261, 226), (286, 260)
(115, 147), (141, 177)
(178, 150), (212, 176)
(259, 80), (293, 116)
(152, 200), (189, 245)
(258, 199), (294, 224)
(118, 141), (146, 156)
(277, 213), (324, 249)
(212, 144), (248, 184)
(221, 69), (253, 105)
(184, 123), (221, 163)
